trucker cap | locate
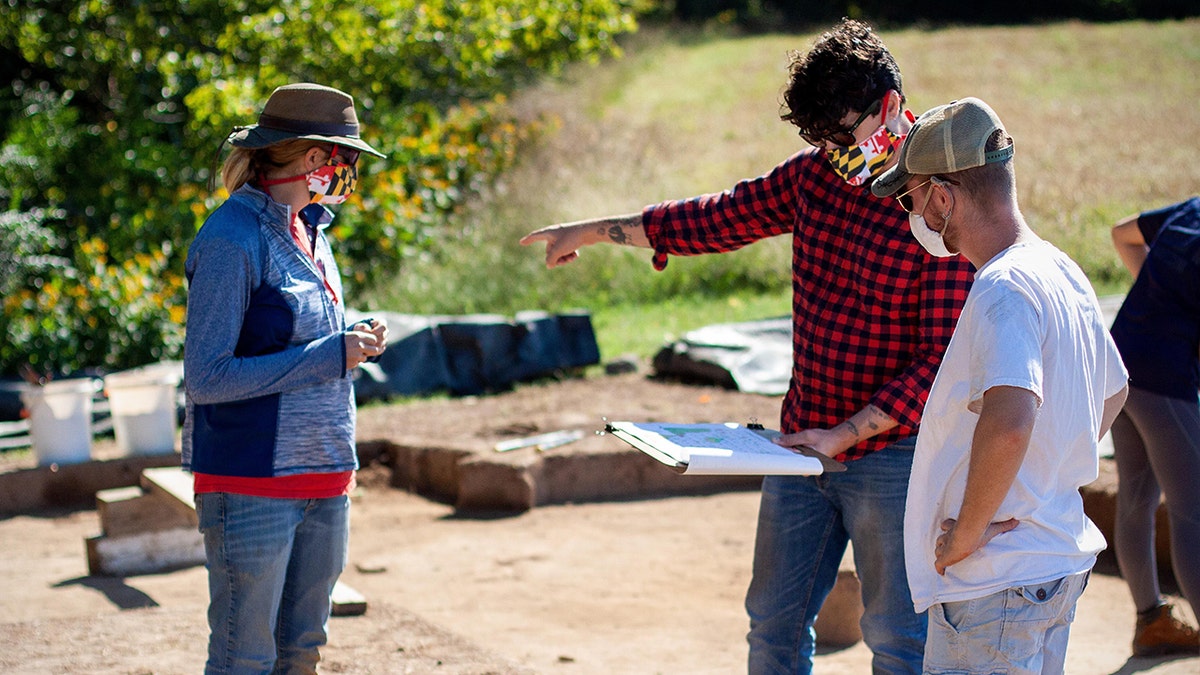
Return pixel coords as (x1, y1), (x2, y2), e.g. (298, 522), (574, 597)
(872, 97), (1012, 197)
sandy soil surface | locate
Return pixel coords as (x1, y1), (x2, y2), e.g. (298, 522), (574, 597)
(1, 374), (1197, 674)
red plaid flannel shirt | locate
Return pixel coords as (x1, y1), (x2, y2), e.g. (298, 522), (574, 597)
(643, 149), (973, 461)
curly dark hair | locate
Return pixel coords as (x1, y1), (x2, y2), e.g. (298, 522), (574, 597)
(780, 19), (904, 141)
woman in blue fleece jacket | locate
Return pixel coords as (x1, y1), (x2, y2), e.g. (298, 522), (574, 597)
(182, 83), (388, 674)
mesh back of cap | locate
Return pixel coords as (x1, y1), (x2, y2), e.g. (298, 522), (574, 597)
(904, 98), (1004, 175)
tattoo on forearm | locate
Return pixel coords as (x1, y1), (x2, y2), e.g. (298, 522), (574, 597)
(843, 420), (860, 439)
(861, 406), (895, 439)
(865, 405), (887, 431)
(606, 224), (631, 245)
(844, 406), (890, 442)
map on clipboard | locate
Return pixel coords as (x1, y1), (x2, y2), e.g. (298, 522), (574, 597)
(605, 421), (845, 476)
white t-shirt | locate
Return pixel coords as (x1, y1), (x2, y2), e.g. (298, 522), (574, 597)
(905, 240), (1128, 613)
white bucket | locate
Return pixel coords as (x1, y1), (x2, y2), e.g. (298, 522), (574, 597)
(104, 365), (181, 456)
(20, 378), (100, 466)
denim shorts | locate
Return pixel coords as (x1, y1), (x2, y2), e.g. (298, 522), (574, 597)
(923, 570), (1090, 675)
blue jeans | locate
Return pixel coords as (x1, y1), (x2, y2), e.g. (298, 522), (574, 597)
(924, 571), (1090, 675)
(197, 492), (350, 675)
(746, 440), (925, 674)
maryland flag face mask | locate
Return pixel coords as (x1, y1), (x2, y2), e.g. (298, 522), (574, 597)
(826, 122), (902, 187)
(307, 157), (358, 205)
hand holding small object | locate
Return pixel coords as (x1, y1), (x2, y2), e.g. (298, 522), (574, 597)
(345, 317), (389, 368)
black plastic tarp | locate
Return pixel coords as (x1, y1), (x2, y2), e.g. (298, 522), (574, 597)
(349, 310), (601, 400)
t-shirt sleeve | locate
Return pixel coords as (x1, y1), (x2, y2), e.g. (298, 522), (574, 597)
(965, 283), (1044, 414)
(1103, 329), (1130, 398)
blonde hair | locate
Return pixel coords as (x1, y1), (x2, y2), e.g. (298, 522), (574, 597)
(221, 139), (329, 193)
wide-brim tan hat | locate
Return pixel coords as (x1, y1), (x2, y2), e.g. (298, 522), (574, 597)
(228, 83), (386, 158)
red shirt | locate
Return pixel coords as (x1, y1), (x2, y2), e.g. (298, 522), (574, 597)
(643, 149), (973, 461)
(194, 471), (355, 499)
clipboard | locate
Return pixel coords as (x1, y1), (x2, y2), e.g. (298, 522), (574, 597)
(744, 424), (848, 474)
(605, 421), (846, 476)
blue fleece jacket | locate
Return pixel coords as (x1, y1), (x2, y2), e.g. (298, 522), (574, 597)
(181, 185), (356, 477)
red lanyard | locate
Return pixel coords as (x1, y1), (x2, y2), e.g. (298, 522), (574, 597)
(290, 221), (339, 305)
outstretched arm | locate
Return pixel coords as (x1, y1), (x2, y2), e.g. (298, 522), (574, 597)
(520, 213), (649, 268)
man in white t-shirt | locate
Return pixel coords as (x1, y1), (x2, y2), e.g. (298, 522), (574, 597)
(871, 97), (1130, 674)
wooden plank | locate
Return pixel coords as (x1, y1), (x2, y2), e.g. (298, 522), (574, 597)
(85, 527), (205, 576)
(494, 429), (583, 453)
(0, 419), (29, 437)
(331, 580), (367, 617)
(92, 416), (114, 435)
(139, 466), (198, 525)
(96, 486), (195, 538)
(0, 435), (32, 450)
(84, 461), (363, 610)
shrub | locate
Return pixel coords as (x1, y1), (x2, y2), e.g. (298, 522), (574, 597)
(0, 0), (639, 377)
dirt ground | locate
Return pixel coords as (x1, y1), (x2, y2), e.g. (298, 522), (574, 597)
(1, 373), (1197, 674)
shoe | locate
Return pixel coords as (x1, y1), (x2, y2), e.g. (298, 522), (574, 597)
(1132, 603), (1200, 657)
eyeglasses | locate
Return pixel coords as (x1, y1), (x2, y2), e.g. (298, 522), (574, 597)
(895, 179), (932, 213)
(329, 144), (360, 166)
(896, 176), (958, 213)
(800, 99), (883, 148)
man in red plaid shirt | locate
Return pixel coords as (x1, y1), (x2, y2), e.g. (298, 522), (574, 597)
(522, 19), (972, 674)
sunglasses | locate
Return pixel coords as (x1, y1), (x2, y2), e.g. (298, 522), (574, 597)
(895, 179), (932, 213)
(800, 98), (883, 148)
(329, 144), (360, 166)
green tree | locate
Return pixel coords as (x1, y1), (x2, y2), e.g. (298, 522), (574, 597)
(0, 0), (639, 378)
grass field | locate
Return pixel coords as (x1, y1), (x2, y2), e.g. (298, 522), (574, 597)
(365, 18), (1200, 362)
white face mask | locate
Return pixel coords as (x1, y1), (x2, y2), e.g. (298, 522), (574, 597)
(908, 212), (954, 257)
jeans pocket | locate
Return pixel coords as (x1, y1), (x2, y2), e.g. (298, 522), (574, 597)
(1012, 569), (1070, 612)
(927, 596), (1006, 674)
(937, 598), (974, 634)
(195, 491), (223, 532)
(999, 576), (1070, 662)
